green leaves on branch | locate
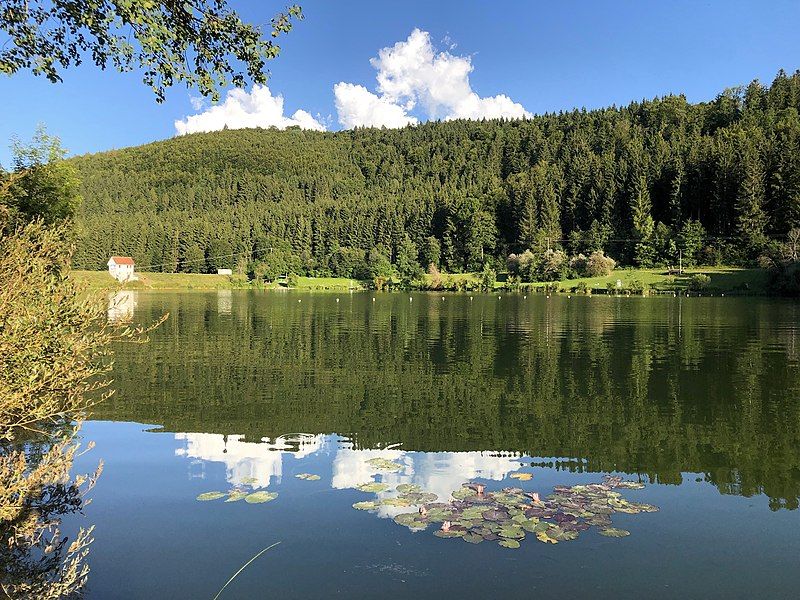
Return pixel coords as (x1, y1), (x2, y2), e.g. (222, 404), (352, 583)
(0, 1), (303, 102)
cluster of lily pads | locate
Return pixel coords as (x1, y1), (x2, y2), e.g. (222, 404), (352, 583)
(196, 472), (322, 504)
(365, 457), (404, 472)
(197, 489), (278, 504)
(196, 476), (278, 504)
(352, 460), (657, 550)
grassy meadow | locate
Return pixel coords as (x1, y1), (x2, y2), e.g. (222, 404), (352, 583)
(526, 267), (769, 294)
(72, 266), (770, 295)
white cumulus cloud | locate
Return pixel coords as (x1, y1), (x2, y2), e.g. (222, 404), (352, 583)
(334, 29), (530, 128)
(175, 84), (326, 135)
(175, 30), (530, 134)
(333, 83), (418, 129)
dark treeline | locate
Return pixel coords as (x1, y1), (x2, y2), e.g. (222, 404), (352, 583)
(99, 292), (800, 510)
(72, 70), (800, 276)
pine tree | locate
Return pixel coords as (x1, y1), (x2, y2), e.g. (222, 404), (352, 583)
(736, 142), (768, 256)
(631, 177), (656, 266)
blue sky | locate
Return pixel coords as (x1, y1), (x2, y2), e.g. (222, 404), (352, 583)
(2, 0), (799, 165)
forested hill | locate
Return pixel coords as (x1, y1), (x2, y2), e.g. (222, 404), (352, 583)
(71, 70), (800, 276)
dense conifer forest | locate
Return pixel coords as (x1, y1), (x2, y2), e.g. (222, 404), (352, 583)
(71, 70), (800, 280)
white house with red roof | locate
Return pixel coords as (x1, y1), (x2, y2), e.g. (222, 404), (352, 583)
(107, 256), (137, 282)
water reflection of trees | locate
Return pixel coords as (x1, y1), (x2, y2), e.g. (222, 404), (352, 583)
(0, 434), (100, 598)
(98, 293), (800, 509)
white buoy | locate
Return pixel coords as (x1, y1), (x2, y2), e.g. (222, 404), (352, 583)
(523, 295), (527, 299)
(469, 296), (473, 301)
(568, 295), (571, 299)
(498, 295), (501, 300)
(298, 299), (301, 303)
(441, 296), (445, 301)
(336, 298), (339, 303)
(372, 297), (376, 302)
(409, 297), (413, 302)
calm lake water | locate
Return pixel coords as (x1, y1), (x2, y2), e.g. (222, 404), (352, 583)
(70, 291), (800, 599)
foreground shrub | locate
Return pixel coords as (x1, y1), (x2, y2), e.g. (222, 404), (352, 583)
(584, 251), (616, 277)
(688, 273), (711, 291)
(0, 217), (163, 598)
(627, 278), (647, 294)
(480, 264), (497, 291)
(538, 249), (568, 281)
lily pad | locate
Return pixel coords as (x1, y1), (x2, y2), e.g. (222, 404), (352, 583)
(511, 513), (529, 524)
(535, 530), (559, 544)
(196, 491), (226, 502)
(451, 487), (477, 500)
(423, 508), (453, 522)
(510, 472), (533, 481)
(498, 539), (521, 549)
(519, 519), (541, 533)
(434, 529), (465, 538)
(616, 481), (645, 490)
(461, 506), (487, 520)
(482, 508), (509, 521)
(498, 525), (525, 539)
(585, 515), (613, 527)
(244, 491), (278, 504)
(352, 501), (379, 511)
(365, 458), (403, 472)
(463, 532), (484, 544)
(599, 527), (630, 537)
(240, 477), (259, 485)
(225, 490), (248, 502)
(356, 482), (390, 493)
(630, 502), (659, 513)
(394, 513), (423, 526)
(295, 473), (321, 481)
(381, 497), (413, 507)
(550, 527), (579, 541)
(396, 483), (421, 494)
(399, 492), (438, 505)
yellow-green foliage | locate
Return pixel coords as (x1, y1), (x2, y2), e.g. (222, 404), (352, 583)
(0, 223), (115, 436)
(0, 217), (163, 598)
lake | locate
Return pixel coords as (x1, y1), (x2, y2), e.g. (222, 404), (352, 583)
(71, 291), (800, 599)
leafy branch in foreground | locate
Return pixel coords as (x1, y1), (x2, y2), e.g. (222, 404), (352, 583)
(0, 218), (166, 439)
(0, 214), (166, 597)
(0, 1), (303, 101)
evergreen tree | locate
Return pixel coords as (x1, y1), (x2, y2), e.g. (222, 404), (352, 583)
(736, 140), (768, 255)
(395, 234), (421, 278)
(631, 177), (656, 266)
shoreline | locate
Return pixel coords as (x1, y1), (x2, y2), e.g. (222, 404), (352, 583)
(72, 266), (778, 297)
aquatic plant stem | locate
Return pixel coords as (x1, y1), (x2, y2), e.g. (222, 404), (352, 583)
(212, 541), (281, 600)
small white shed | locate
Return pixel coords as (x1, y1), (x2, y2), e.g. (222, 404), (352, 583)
(108, 256), (136, 282)
(217, 268), (233, 276)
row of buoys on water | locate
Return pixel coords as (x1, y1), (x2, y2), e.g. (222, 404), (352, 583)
(315, 290), (727, 304)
